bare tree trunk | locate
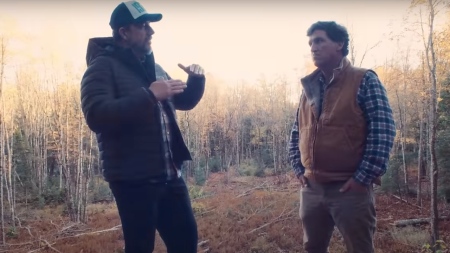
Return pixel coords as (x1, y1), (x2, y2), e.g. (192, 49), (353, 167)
(417, 103), (424, 208)
(0, 36), (5, 245)
(42, 113), (48, 187)
(83, 131), (94, 223)
(395, 90), (408, 193)
(429, 89), (439, 250)
(76, 116), (83, 223)
(420, 0), (440, 248)
(5, 129), (15, 231)
(272, 134), (277, 172)
(236, 128), (240, 166)
(0, 121), (5, 245)
(59, 126), (63, 189)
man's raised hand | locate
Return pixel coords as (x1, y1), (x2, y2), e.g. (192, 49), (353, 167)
(178, 63), (205, 76)
(149, 79), (187, 101)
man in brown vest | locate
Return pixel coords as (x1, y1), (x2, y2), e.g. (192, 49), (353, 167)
(288, 21), (396, 253)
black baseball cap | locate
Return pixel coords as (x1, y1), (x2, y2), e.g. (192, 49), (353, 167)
(109, 1), (162, 29)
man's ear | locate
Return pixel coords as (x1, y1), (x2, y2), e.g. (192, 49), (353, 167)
(336, 41), (344, 52)
(119, 27), (128, 40)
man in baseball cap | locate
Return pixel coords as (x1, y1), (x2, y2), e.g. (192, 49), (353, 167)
(80, 1), (206, 252)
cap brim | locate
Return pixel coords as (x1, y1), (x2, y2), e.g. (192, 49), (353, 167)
(137, 13), (163, 23)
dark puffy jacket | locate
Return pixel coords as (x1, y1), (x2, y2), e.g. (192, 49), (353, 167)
(80, 37), (205, 182)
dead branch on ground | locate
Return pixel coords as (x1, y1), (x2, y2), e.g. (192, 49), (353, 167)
(390, 194), (423, 209)
(247, 207), (297, 234)
(27, 238), (61, 253)
(198, 240), (209, 247)
(394, 216), (449, 227)
(236, 182), (269, 198)
(58, 224), (122, 239)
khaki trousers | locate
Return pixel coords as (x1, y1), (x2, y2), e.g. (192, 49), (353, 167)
(299, 179), (376, 253)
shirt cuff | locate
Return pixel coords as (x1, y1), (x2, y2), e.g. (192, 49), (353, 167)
(294, 165), (305, 178)
(352, 170), (375, 186)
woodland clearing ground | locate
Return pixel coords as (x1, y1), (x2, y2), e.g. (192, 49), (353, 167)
(1, 173), (449, 253)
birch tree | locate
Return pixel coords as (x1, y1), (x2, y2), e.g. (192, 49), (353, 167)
(411, 0), (445, 249)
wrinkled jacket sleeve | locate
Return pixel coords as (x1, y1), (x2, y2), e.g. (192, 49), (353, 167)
(80, 56), (157, 133)
(168, 72), (205, 111)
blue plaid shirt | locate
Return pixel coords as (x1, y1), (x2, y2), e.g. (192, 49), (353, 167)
(288, 70), (396, 186)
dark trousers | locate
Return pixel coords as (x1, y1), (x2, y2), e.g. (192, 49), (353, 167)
(109, 176), (198, 253)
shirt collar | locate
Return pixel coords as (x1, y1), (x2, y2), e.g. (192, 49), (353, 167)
(320, 57), (345, 84)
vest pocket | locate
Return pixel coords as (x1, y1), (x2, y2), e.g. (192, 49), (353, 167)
(313, 126), (361, 174)
(317, 126), (353, 151)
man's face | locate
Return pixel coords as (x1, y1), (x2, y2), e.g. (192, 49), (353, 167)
(308, 29), (343, 68)
(123, 21), (154, 55)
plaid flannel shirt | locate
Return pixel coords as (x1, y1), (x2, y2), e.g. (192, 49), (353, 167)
(151, 64), (182, 181)
(288, 70), (396, 186)
(157, 101), (180, 181)
(138, 60), (181, 181)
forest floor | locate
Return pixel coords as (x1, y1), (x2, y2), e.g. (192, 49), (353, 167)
(2, 172), (450, 253)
